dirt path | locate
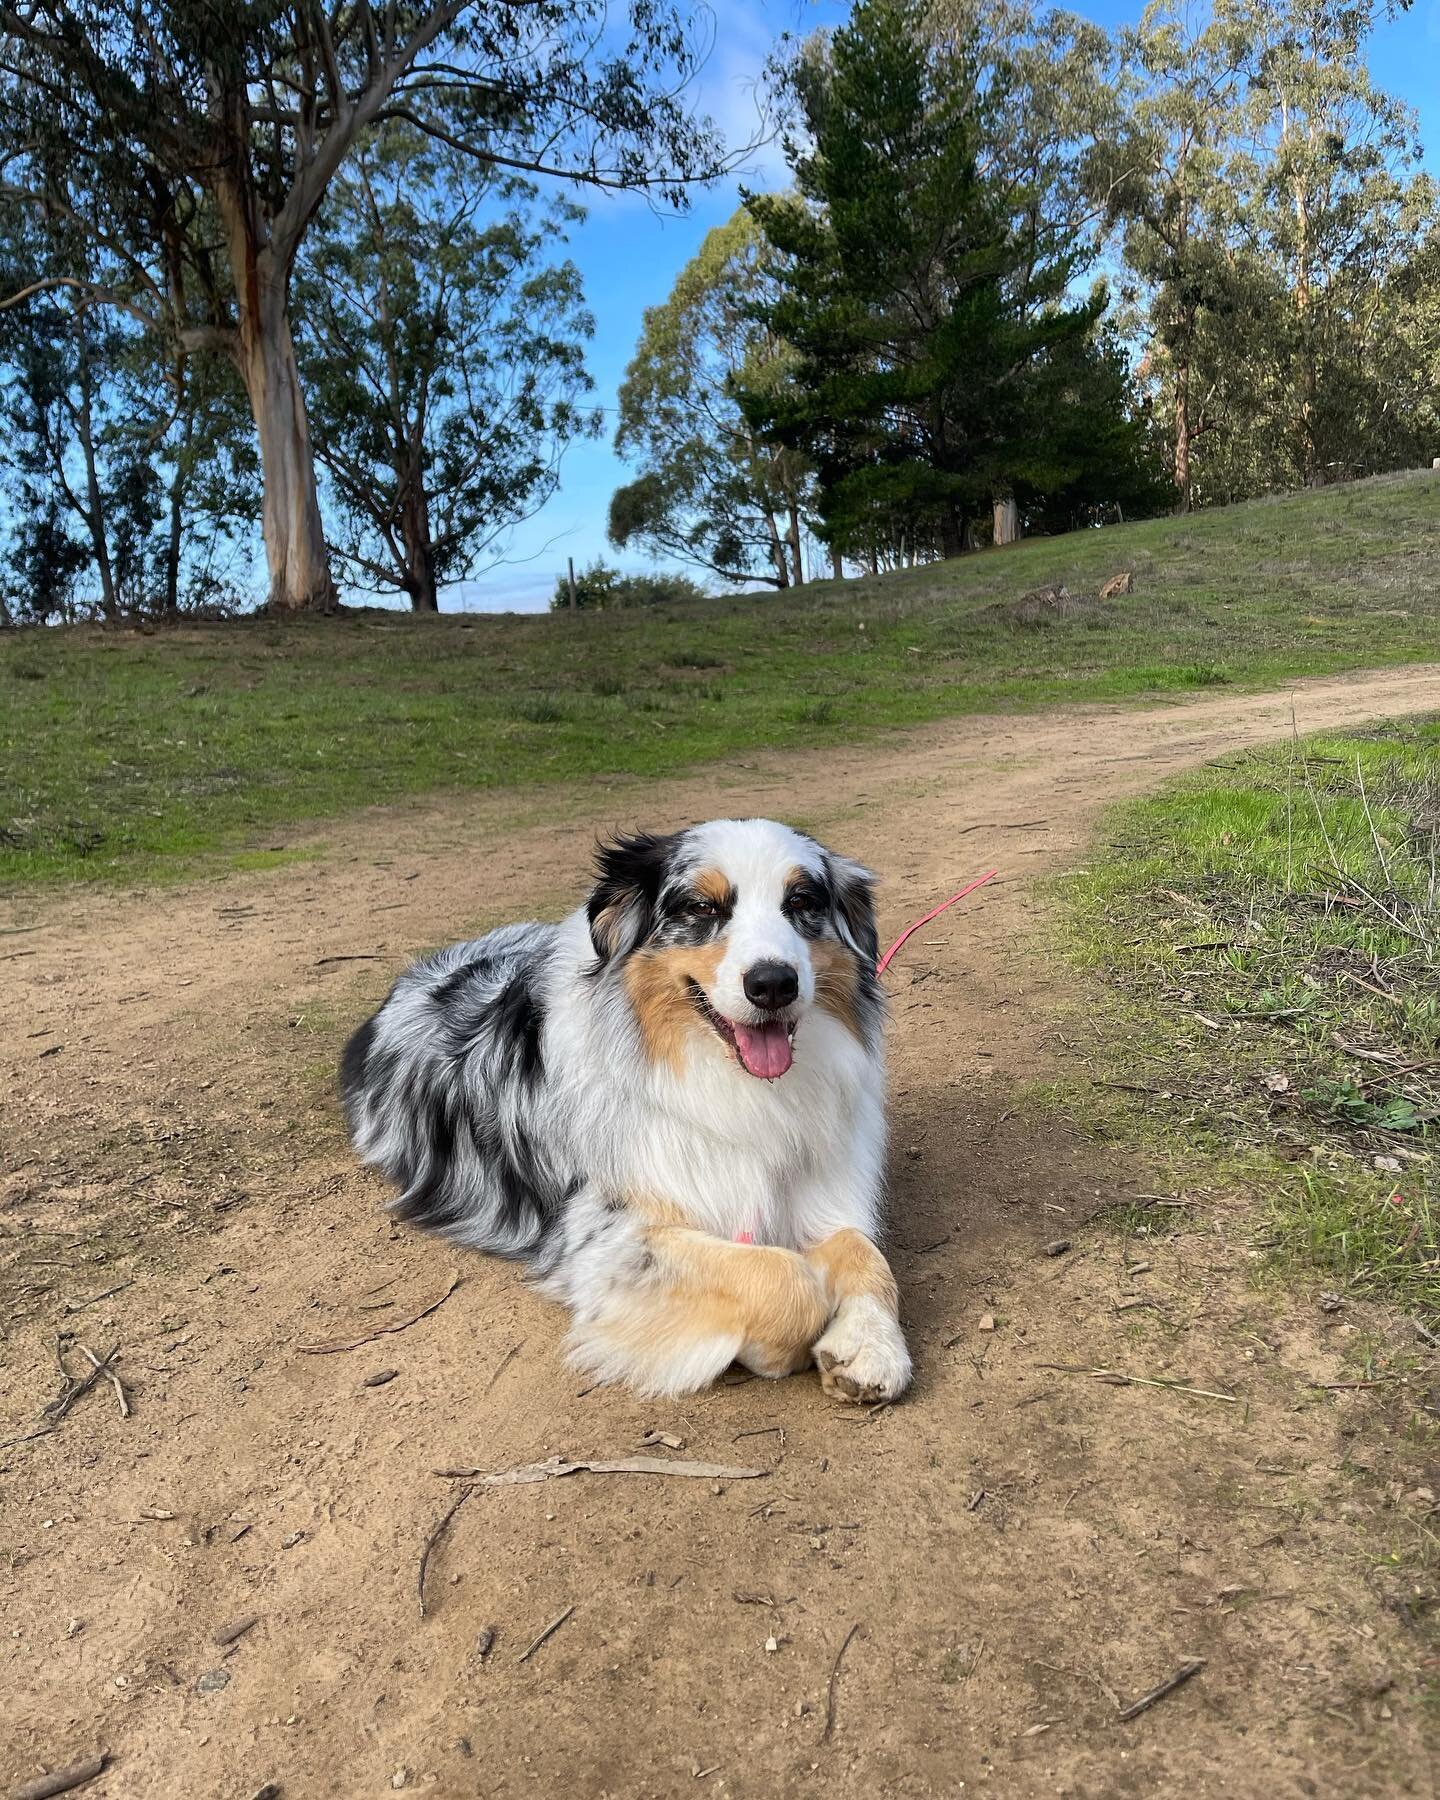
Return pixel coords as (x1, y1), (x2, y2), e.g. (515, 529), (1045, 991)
(4, 664), (1439, 1800)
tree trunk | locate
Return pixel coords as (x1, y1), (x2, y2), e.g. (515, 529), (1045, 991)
(400, 470), (439, 613)
(763, 511), (790, 588)
(992, 497), (1019, 546)
(73, 307), (117, 618)
(785, 502), (805, 586)
(235, 291), (337, 613)
(939, 505), (964, 559)
(1173, 353), (1192, 514)
(830, 546), (843, 581)
(163, 365), (190, 615)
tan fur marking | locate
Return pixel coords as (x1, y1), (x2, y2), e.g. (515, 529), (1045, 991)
(609, 1222), (830, 1378)
(806, 1228), (900, 1318)
(811, 939), (866, 1042)
(693, 868), (736, 908)
(623, 942), (725, 1071)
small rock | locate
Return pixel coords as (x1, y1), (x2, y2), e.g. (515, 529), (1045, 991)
(977, 1313), (996, 1332)
(1318, 1292), (1346, 1314)
(1262, 1071), (1291, 1094)
(196, 1668), (231, 1695)
(364, 1369), (399, 1388)
(392, 1768), (408, 1790)
(281, 1531), (306, 1549)
(1042, 1239), (1071, 1258)
(1373, 1155), (1402, 1173)
(765, 1636), (779, 1654)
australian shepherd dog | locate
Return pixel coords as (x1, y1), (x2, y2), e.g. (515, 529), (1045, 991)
(339, 818), (910, 1402)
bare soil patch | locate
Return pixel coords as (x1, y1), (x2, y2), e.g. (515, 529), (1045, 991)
(4, 665), (1439, 1799)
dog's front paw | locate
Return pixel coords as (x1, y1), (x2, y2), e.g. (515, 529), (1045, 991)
(812, 1297), (911, 1404)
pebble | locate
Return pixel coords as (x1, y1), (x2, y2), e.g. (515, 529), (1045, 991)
(196, 1668), (231, 1695)
(364, 1369), (399, 1388)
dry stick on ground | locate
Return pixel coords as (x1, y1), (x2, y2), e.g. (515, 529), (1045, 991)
(12, 1755), (110, 1800)
(433, 1455), (767, 1485)
(298, 1275), (462, 1354)
(822, 1622), (863, 1744)
(485, 1341), (523, 1393)
(419, 1485), (475, 1618)
(62, 1280), (133, 1314)
(1116, 1657), (1206, 1723)
(1037, 1364), (1238, 1404)
(78, 1342), (129, 1418)
(313, 953), (386, 966)
(517, 1604), (575, 1664)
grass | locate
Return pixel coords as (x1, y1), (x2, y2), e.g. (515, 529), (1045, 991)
(1062, 714), (1439, 1321)
(3, 469), (1439, 890)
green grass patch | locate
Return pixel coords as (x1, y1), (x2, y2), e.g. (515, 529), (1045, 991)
(3, 469), (1439, 890)
(1062, 713), (1440, 1320)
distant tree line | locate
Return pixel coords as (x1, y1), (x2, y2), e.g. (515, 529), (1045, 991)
(610, 0), (1439, 584)
(0, 2), (729, 622)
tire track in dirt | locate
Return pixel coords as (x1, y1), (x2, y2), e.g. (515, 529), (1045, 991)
(3, 663), (1439, 1799)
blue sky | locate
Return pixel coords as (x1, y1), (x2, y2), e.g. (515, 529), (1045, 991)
(446, 0), (1440, 613)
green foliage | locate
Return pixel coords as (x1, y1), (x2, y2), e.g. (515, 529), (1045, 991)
(550, 561), (711, 611)
(2, 468), (1437, 888)
(610, 209), (816, 587)
(1100, 0), (1440, 509)
(297, 127), (600, 611)
(744, 0), (1157, 564)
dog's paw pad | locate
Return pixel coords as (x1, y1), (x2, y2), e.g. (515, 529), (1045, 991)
(811, 1302), (911, 1405)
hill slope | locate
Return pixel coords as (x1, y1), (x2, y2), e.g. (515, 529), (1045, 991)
(3, 470), (1438, 888)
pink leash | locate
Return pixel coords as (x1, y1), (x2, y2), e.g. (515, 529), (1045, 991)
(875, 869), (999, 977)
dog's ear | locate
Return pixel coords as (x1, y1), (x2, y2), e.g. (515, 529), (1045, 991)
(828, 854), (879, 965)
(588, 830), (677, 962)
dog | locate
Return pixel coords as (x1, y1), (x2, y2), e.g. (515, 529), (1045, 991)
(339, 817), (910, 1402)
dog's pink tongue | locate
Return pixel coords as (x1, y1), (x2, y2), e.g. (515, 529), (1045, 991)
(732, 1019), (793, 1079)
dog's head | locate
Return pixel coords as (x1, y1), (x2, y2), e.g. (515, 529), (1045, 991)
(587, 818), (880, 1079)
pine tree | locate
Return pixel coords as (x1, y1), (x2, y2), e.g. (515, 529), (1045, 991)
(743, 0), (1136, 563)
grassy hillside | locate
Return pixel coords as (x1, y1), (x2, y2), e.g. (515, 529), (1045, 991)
(1061, 716), (1438, 1319)
(3, 470), (1438, 890)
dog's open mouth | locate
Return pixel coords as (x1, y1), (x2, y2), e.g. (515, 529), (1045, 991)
(688, 981), (795, 1080)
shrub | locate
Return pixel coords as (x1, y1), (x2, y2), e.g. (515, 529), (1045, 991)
(551, 561), (711, 611)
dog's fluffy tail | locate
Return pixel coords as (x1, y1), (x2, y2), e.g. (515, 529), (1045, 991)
(339, 924), (575, 1258)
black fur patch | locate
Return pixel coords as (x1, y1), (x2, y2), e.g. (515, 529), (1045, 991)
(489, 974), (545, 1084)
(338, 1015), (376, 1111)
(587, 830), (681, 962)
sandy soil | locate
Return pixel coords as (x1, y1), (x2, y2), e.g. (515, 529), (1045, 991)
(4, 664), (1440, 1800)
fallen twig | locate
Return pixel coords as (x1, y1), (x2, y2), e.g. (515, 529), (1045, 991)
(419, 1485), (474, 1617)
(314, 953), (385, 966)
(1036, 1364), (1237, 1404)
(1117, 1656), (1205, 1723)
(517, 1603), (575, 1663)
(12, 1755), (109, 1800)
(213, 1615), (260, 1648)
(485, 1341), (523, 1393)
(62, 1280), (133, 1314)
(78, 1342), (129, 1418)
(822, 1622), (863, 1744)
(299, 1275), (461, 1354)
(434, 1454), (766, 1485)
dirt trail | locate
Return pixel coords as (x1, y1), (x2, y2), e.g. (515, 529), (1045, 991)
(4, 664), (1439, 1800)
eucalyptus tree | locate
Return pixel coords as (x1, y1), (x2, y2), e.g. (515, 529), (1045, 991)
(298, 130), (598, 612)
(0, 3), (729, 612)
(1226, 0), (1439, 487)
(1093, 0), (1252, 513)
(609, 208), (816, 590)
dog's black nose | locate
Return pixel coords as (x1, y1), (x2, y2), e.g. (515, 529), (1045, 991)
(743, 960), (799, 1012)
